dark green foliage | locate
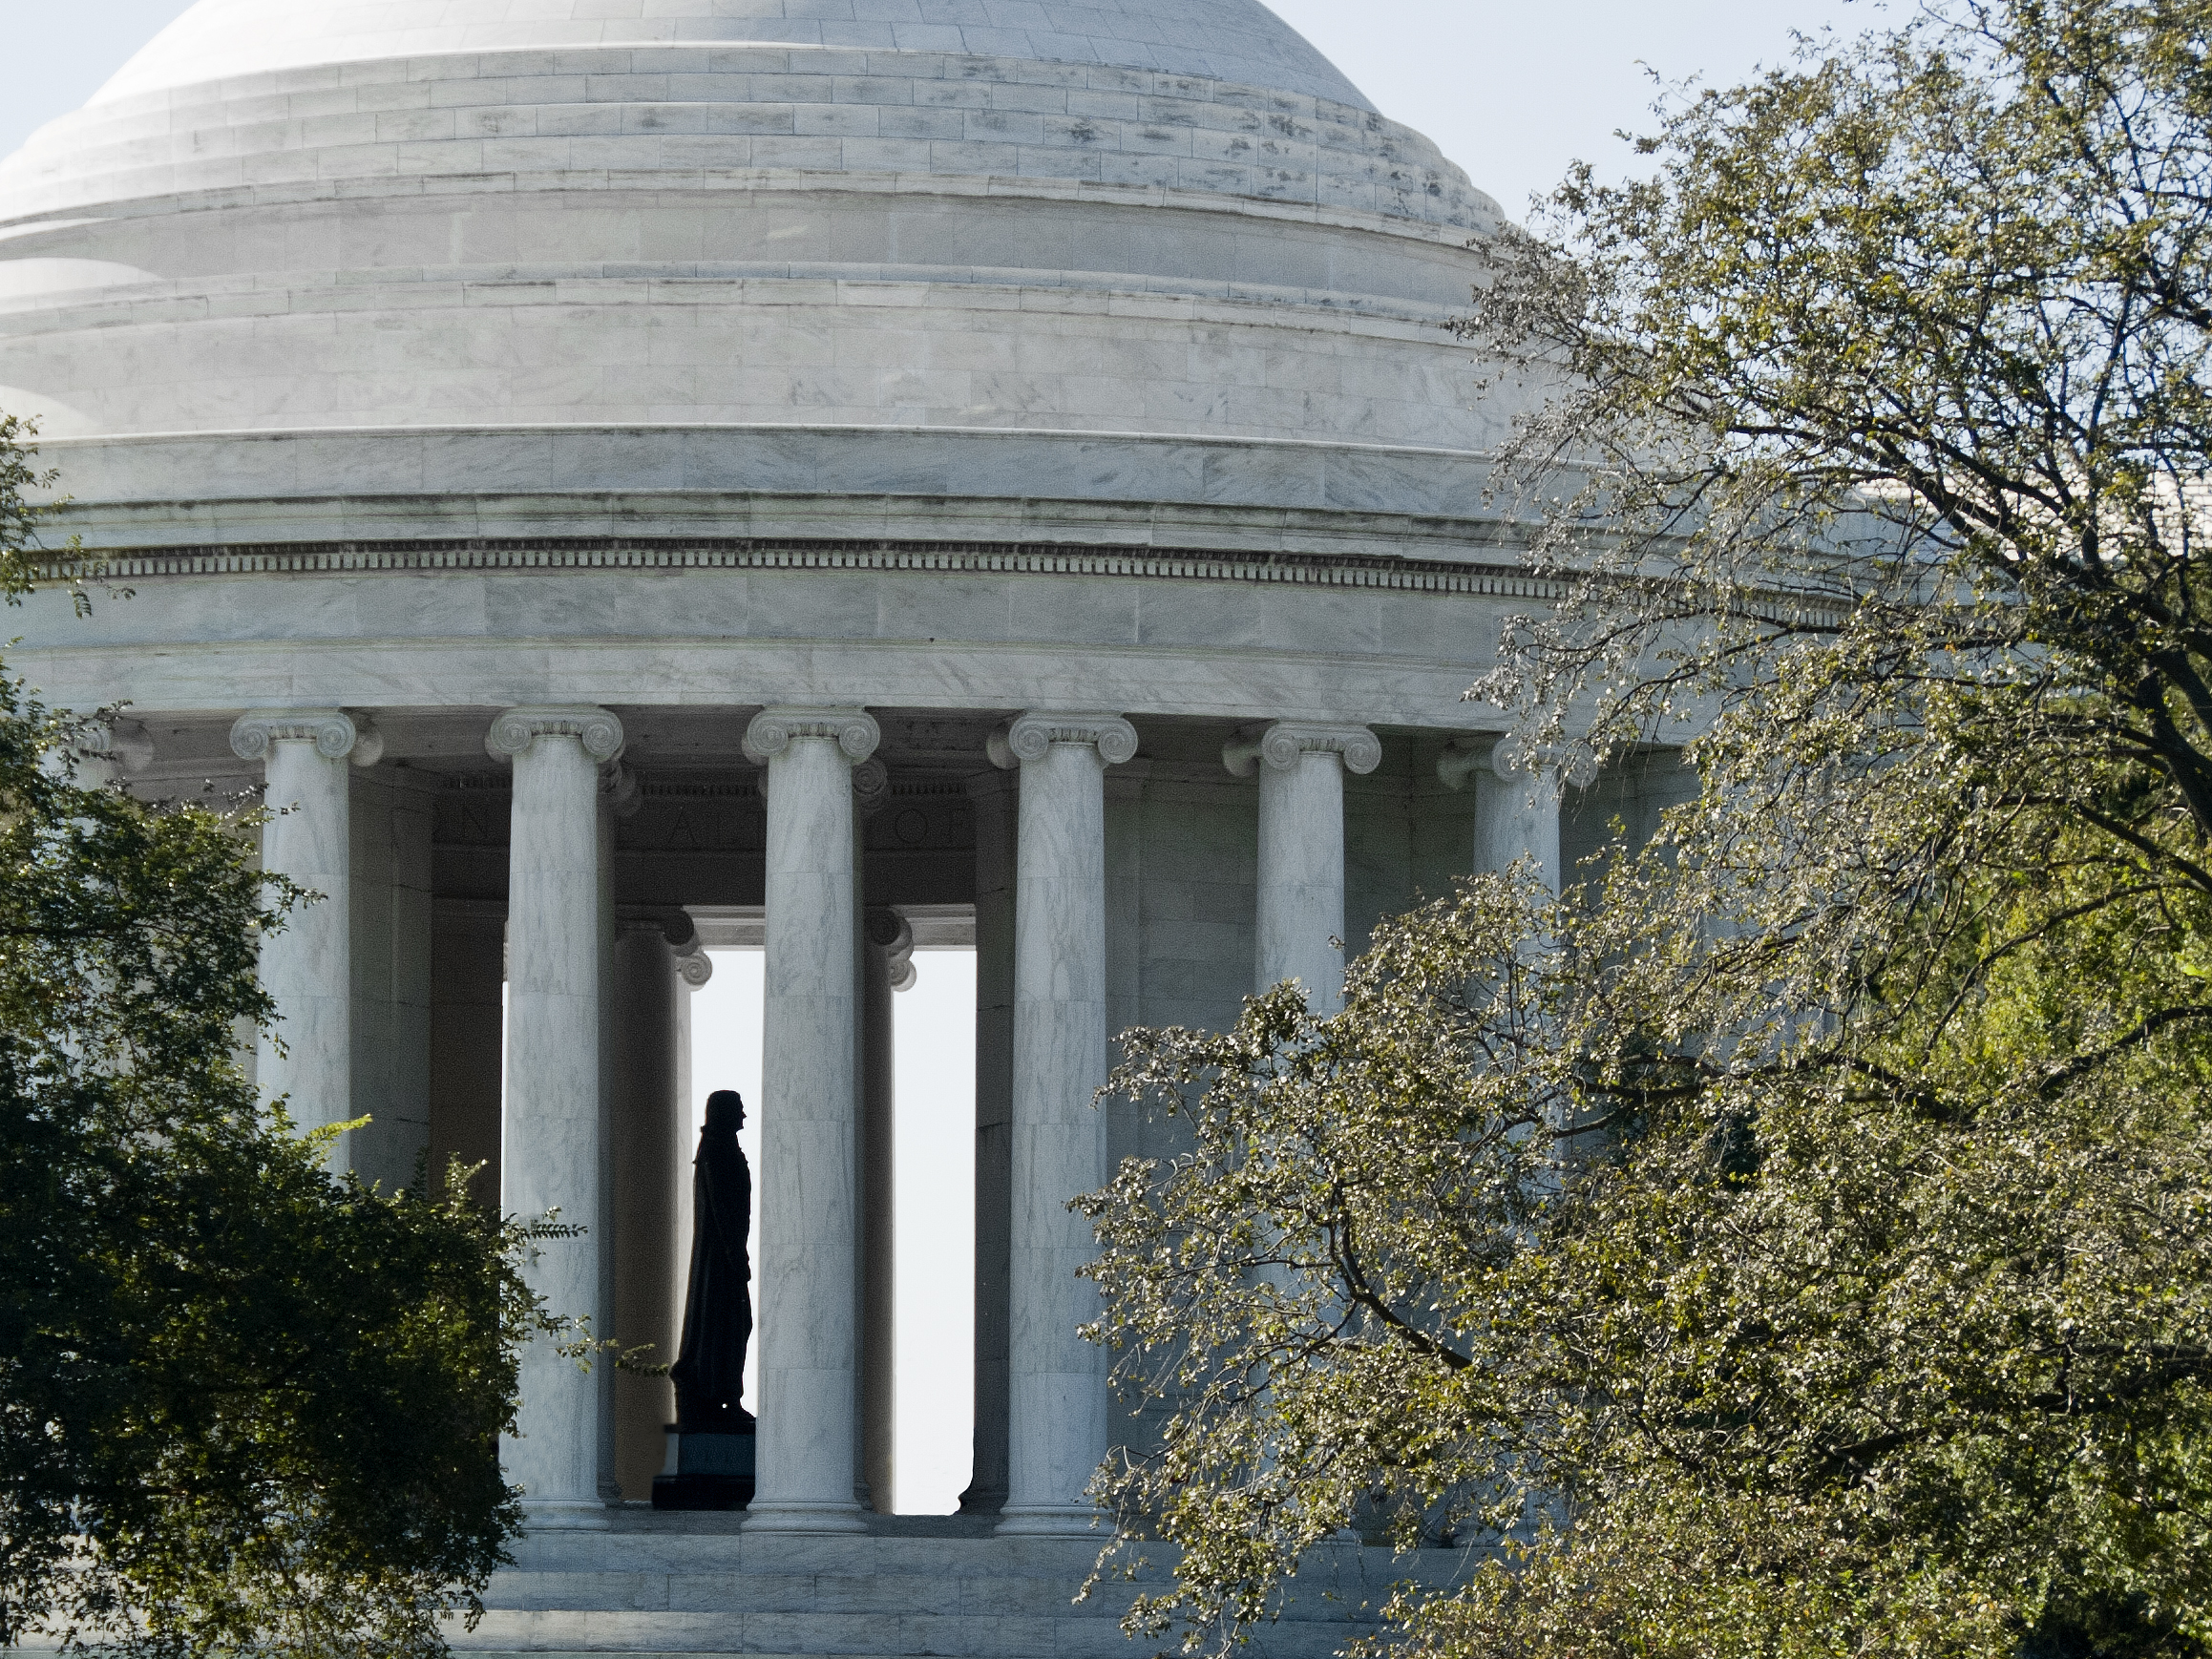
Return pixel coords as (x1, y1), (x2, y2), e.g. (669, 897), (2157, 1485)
(0, 420), (569, 1656)
(1079, 3), (2212, 1654)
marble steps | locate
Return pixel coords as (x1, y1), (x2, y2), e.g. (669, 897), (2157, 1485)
(445, 1522), (1469, 1658)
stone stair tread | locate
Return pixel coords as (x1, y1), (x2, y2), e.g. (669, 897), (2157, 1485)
(438, 1535), (1475, 1657)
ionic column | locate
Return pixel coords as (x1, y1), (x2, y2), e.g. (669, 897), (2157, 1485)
(486, 704), (623, 1527)
(1226, 723), (1381, 1013)
(741, 706), (880, 1535)
(230, 709), (382, 1159)
(992, 710), (1137, 1536)
(53, 718), (151, 791)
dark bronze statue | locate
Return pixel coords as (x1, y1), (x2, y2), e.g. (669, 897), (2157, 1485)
(670, 1088), (754, 1433)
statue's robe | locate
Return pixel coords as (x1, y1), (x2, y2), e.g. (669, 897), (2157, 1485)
(670, 1098), (753, 1432)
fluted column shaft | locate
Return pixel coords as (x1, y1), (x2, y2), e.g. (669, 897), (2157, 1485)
(488, 704), (623, 1526)
(1480, 748), (1567, 892)
(1232, 723), (1381, 1013)
(997, 711), (1136, 1535)
(231, 709), (375, 1159)
(743, 706), (880, 1535)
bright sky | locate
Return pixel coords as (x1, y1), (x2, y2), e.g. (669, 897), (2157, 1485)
(7, 1), (1888, 218)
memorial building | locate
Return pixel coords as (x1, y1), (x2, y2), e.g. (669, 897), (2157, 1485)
(0, 2), (1684, 1649)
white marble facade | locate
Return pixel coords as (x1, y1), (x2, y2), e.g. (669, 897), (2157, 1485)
(0, 0), (1695, 1551)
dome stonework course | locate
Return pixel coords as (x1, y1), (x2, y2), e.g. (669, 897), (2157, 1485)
(0, 0), (1501, 510)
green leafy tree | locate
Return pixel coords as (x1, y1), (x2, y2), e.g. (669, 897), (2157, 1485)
(0, 417), (575, 1657)
(1080, 3), (2212, 1655)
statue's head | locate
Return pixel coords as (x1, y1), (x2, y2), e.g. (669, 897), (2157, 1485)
(706, 1089), (746, 1132)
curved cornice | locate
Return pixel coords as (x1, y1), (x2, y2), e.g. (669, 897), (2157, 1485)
(0, 46), (1493, 232)
(0, 171), (1491, 253)
(0, 262), (1466, 335)
(22, 427), (1528, 556)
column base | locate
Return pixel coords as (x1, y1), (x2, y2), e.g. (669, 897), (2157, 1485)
(742, 1500), (870, 1535)
(993, 1502), (1102, 1538)
(518, 1498), (614, 1532)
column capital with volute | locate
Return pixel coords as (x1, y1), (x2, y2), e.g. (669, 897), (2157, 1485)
(1435, 737), (1493, 793)
(664, 916), (715, 990)
(486, 705), (623, 764)
(742, 706), (879, 766)
(851, 756), (892, 815)
(1222, 720), (1380, 779)
(867, 907), (916, 992)
(232, 707), (384, 767)
(600, 761), (644, 818)
(1481, 736), (1597, 788)
(65, 717), (154, 777)
(988, 711), (1137, 770)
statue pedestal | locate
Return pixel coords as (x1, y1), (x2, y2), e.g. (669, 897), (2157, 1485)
(649, 1425), (755, 1511)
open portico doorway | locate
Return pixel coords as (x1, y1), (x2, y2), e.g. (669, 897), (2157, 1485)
(684, 921), (977, 1515)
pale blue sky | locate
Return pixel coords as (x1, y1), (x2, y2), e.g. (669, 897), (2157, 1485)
(7, 1), (1885, 219)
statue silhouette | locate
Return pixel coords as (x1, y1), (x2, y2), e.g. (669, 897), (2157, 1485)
(670, 1089), (754, 1433)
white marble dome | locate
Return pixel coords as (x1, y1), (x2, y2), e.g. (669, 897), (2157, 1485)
(0, 0), (1505, 492)
(0, 0), (1535, 732)
(93, 0), (1380, 112)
